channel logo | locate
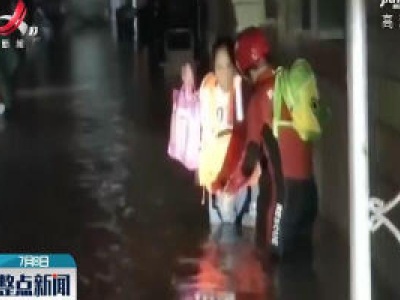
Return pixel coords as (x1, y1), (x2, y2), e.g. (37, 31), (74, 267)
(0, 0), (38, 37)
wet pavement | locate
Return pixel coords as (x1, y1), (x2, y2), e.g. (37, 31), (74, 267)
(0, 28), (348, 299)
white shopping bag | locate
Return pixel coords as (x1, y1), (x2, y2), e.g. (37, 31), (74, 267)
(208, 184), (259, 227)
(208, 192), (236, 225)
(235, 184), (259, 228)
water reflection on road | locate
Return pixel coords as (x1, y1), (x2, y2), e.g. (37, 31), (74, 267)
(175, 225), (274, 300)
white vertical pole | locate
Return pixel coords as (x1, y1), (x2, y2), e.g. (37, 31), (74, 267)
(347, 0), (372, 300)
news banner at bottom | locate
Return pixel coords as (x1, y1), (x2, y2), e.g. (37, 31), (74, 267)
(0, 254), (77, 299)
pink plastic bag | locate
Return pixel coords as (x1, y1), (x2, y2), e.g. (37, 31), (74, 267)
(167, 64), (200, 171)
(183, 90), (201, 170)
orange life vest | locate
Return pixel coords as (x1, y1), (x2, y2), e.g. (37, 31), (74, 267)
(198, 73), (244, 192)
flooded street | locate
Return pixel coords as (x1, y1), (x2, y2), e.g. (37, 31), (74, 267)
(0, 28), (347, 299)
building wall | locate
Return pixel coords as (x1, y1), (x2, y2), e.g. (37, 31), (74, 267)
(317, 0), (345, 30)
(231, 0), (267, 32)
(368, 3), (400, 295)
(69, 0), (109, 22)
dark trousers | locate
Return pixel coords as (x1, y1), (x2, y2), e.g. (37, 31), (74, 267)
(278, 178), (318, 260)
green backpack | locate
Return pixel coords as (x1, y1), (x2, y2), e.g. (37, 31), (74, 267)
(273, 59), (330, 142)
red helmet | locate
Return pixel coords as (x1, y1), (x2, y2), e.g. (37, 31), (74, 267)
(235, 28), (270, 73)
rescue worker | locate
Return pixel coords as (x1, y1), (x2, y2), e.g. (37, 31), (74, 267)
(227, 27), (318, 261)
